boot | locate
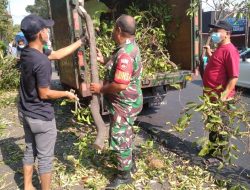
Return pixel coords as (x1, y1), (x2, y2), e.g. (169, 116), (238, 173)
(106, 171), (132, 189)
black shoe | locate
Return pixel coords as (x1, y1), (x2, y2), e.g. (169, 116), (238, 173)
(204, 157), (222, 167)
(203, 155), (223, 167)
(106, 171), (132, 189)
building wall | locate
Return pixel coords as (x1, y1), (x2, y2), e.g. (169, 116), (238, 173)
(202, 11), (250, 49)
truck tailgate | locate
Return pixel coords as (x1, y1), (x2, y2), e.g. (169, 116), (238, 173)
(141, 70), (191, 88)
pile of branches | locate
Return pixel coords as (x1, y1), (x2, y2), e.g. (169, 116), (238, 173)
(95, 0), (178, 79)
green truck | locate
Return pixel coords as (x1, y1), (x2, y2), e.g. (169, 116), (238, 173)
(48, 0), (200, 110)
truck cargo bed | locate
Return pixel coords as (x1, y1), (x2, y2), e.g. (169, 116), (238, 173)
(141, 70), (191, 88)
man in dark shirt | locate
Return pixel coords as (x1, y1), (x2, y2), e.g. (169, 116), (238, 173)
(19, 14), (82, 190)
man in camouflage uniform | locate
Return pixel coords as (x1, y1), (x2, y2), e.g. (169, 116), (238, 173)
(90, 14), (143, 188)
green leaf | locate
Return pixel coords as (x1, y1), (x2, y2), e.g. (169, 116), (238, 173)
(194, 104), (205, 112)
(77, 114), (81, 121)
(198, 146), (209, 157)
(86, 115), (91, 125)
(217, 141), (229, 146)
(60, 100), (67, 106)
(210, 118), (222, 124)
(219, 131), (228, 136)
(198, 142), (211, 157)
(207, 102), (219, 107)
(230, 184), (248, 190)
(217, 161), (224, 170)
(147, 140), (154, 148)
(228, 104), (237, 110)
(186, 102), (197, 108)
(196, 137), (208, 146)
(177, 113), (191, 128)
(231, 144), (238, 151)
(205, 123), (214, 130)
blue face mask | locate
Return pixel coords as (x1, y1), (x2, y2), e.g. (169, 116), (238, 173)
(211, 32), (221, 44)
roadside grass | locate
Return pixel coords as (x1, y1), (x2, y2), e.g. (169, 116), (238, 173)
(0, 173), (12, 189)
(0, 90), (18, 108)
(0, 117), (8, 138)
(0, 90), (19, 139)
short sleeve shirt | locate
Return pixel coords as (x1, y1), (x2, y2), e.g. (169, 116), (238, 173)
(105, 39), (143, 116)
(19, 47), (54, 121)
(203, 43), (240, 98)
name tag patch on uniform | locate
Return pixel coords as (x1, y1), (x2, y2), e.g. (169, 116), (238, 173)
(115, 70), (131, 81)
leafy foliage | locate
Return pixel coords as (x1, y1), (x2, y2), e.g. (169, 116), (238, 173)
(0, 91), (18, 108)
(95, 19), (115, 80)
(0, 0), (15, 42)
(172, 87), (250, 166)
(0, 51), (19, 90)
(52, 123), (229, 189)
(94, 0), (178, 80)
(26, 0), (49, 19)
(61, 99), (94, 126)
(187, 0), (250, 20)
(0, 91), (244, 189)
(0, 40), (7, 52)
(57, 98), (244, 189)
(126, 1), (178, 79)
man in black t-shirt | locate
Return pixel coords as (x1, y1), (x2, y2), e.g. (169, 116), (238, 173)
(19, 14), (82, 190)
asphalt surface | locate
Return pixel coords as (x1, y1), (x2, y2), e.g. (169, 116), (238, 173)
(138, 78), (250, 188)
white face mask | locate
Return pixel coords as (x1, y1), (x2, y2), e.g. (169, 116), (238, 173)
(18, 45), (25, 49)
(46, 31), (50, 41)
(42, 29), (50, 44)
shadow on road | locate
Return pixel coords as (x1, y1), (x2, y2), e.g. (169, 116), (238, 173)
(191, 79), (203, 87)
(237, 87), (250, 98)
(139, 121), (250, 188)
(0, 136), (40, 189)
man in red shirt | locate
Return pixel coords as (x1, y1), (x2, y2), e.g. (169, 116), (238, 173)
(203, 20), (240, 164)
(203, 20), (240, 101)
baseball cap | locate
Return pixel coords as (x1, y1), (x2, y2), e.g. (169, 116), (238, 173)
(21, 14), (54, 37)
(209, 20), (233, 32)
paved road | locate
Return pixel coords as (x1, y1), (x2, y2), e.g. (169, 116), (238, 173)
(138, 78), (250, 187)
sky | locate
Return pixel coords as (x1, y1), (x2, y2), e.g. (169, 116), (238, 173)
(203, 0), (245, 11)
(9, 0), (245, 25)
(9, 0), (34, 25)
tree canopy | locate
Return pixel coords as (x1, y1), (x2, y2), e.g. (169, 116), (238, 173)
(0, 0), (15, 42)
(26, 0), (49, 19)
(187, 0), (250, 20)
